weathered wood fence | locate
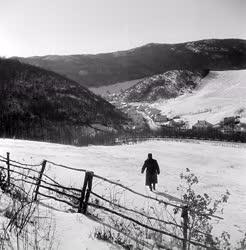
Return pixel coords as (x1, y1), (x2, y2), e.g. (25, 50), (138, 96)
(0, 152), (222, 250)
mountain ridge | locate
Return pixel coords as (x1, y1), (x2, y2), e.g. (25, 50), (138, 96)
(15, 38), (246, 88)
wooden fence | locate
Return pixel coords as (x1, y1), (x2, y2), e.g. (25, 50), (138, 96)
(0, 152), (222, 250)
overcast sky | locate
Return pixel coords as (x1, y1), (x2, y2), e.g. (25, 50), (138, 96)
(0, 0), (245, 57)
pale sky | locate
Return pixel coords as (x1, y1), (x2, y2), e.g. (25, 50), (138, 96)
(0, 0), (245, 57)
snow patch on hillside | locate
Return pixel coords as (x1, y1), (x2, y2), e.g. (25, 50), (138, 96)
(151, 70), (246, 126)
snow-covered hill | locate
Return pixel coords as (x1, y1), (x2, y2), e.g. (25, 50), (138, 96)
(0, 138), (245, 245)
(150, 70), (246, 126)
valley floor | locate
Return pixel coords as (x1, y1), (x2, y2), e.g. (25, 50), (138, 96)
(0, 138), (246, 248)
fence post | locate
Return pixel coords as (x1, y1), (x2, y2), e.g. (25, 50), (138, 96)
(6, 152), (10, 186)
(34, 160), (47, 201)
(78, 171), (90, 213)
(181, 206), (188, 250)
(82, 171), (94, 214)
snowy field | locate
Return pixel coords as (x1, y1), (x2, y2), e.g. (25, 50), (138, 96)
(151, 70), (246, 126)
(0, 138), (246, 248)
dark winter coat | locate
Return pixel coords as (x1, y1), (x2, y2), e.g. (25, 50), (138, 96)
(141, 159), (160, 186)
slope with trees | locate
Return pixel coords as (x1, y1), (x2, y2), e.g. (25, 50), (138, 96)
(0, 58), (127, 144)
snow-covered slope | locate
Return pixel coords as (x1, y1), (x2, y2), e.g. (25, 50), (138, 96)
(151, 70), (246, 126)
(0, 192), (120, 250)
(0, 138), (245, 244)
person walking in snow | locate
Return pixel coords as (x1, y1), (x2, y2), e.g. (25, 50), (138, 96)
(141, 153), (160, 191)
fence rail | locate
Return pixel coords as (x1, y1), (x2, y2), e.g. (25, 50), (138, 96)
(0, 152), (222, 250)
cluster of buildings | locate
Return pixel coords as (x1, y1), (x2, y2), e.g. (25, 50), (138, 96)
(143, 107), (246, 134)
(161, 116), (246, 133)
(191, 116), (246, 133)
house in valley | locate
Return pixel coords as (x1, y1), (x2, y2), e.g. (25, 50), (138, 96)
(192, 120), (213, 130)
(219, 116), (241, 133)
(234, 123), (246, 133)
(153, 114), (169, 125)
(167, 119), (188, 129)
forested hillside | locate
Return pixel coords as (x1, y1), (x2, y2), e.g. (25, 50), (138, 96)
(0, 58), (127, 144)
